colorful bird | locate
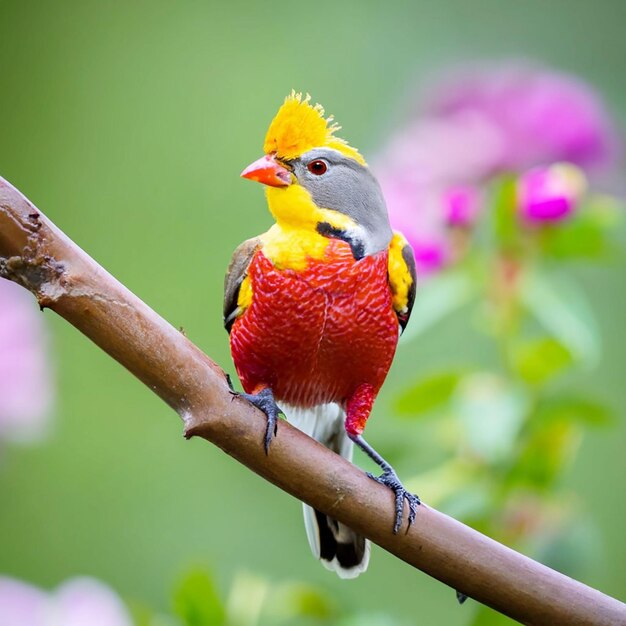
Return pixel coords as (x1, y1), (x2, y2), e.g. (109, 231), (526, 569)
(224, 92), (419, 578)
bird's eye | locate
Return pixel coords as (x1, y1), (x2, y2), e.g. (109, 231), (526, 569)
(307, 159), (328, 175)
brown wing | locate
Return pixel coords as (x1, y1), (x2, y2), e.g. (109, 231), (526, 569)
(223, 237), (261, 333)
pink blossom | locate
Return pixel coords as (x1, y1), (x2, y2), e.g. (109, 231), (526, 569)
(0, 576), (133, 626)
(0, 576), (48, 625)
(375, 112), (497, 276)
(376, 61), (620, 277)
(444, 185), (482, 228)
(0, 278), (54, 443)
(428, 62), (619, 174)
(518, 163), (587, 223)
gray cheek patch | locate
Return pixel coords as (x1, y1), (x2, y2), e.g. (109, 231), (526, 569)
(293, 149), (393, 255)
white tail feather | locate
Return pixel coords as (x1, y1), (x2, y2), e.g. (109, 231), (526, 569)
(282, 402), (371, 578)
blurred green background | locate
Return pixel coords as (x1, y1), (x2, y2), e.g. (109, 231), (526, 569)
(1, 1), (625, 624)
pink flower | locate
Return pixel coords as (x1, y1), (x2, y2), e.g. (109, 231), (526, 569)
(0, 279), (54, 443)
(375, 112), (496, 277)
(375, 61), (620, 278)
(0, 576), (133, 626)
(428, 62), (619, 174)
(444, 185), (482, 228)
(518, 163), (587, 223)
(379, 176), (450, 278)
(0, 576), (47, 626)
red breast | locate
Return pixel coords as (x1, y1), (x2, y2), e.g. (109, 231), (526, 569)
(230, 239), (399, 408)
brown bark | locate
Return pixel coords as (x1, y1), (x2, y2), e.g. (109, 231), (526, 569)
(0, 176), (624, 625)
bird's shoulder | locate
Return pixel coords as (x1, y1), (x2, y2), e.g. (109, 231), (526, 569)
(223, 236), (262, 332)
(387, 231), (417, 333)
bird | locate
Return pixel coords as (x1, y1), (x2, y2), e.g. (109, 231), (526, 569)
(224, 91), (419, 579)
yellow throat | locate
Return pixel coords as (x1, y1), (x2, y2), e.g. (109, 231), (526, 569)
(260, 185), (356, 271)
(259, 91), (364, 271)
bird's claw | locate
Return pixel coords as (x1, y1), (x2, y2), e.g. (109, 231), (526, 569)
(366, 468), (420, 533)
(237, 388), (283, 454)
(225, 373), (235, 392)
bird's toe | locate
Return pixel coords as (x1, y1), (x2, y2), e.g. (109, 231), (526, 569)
(367, 469), (420, 533)
(237, 388), (283, 454)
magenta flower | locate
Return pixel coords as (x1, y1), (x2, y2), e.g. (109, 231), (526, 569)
(444, 185), (482, 228)
(376, 61), (620, 278)
(518, 163), (587, 223)
(376, 112), (504, 186)
(375, 113), (498, 277)
(428, 62), (619, 175)
(0, 576), (133, 626)
(0, 278), (54, 443)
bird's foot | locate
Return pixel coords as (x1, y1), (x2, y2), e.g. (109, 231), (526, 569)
(366, 467), (420, 534)
(348, 433), (421, 534)
(456, 591), (468, 604)
(225, 372), (235, 392)
(236, 387), (283, 454)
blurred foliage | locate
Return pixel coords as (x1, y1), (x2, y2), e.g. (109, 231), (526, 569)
(395, 174), (623, 625)
(131, 566), (412, 626)
(172, 569), (226, 626)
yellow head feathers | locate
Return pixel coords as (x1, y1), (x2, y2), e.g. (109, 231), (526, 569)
(263, 91), (366, 166)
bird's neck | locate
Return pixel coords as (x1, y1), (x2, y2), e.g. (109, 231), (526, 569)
(261, 185), (355, 271)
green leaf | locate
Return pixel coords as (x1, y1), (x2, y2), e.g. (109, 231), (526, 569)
(510, 419), (582, 489)
(453, 373), (528, 462)
(395, 370), (465, 417)
(539, 221), (605, 259)
(538, 194), (624, 260)
(520, 269), (600, 366)
(534, 394), (614, 427)
(172, 569), (225, 626)
(399, 270), (475, 343)
(511, 337), (575, 385)
(269, 582), (337, 621)
(127, 602), (165, 626)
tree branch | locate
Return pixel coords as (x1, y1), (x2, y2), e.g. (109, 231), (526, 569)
(0, 176), (624, 626)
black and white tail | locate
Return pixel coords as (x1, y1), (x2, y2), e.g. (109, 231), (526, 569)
(283, 403), (370, 579)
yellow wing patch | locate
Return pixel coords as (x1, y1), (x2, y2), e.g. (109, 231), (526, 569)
(263, 91), (366, 165)
(388, 232), (414, 314)
(236, 275), (253, 311)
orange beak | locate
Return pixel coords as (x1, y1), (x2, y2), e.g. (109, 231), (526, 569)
(240, 155), (292, 187)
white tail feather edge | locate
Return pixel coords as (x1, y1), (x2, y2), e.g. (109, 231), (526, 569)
(282, 402), (371, 578)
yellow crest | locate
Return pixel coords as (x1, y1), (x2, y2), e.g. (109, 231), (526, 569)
(263, 91), (366, 165)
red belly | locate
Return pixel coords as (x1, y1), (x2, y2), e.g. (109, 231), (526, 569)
(230, 240), (399, 408)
